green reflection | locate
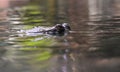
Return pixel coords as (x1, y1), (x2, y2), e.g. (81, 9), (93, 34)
(11, 3), (56, 65)
(20, 5), (47, 28)
(13, 36), (55, 70)
(18, 37), (54, 47)
(8, 1), (68, 71)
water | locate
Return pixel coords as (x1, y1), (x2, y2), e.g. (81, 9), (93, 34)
(0, 0), (120, 72)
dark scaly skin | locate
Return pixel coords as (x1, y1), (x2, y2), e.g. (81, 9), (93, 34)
(46, 24), (65, 35)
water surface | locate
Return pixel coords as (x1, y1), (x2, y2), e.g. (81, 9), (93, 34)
(0, 0), (120, 72)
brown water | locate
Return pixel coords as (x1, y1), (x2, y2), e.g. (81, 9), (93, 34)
(0, 0), (120, 72)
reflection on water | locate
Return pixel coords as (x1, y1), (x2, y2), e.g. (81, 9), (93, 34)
(0, 0), (120, 72)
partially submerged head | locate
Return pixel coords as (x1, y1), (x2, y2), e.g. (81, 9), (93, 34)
(48, 23), (71, 35)
(62, 23), (71, 30)
(55, 23), (71, 31)
(55, 24), (65, 33)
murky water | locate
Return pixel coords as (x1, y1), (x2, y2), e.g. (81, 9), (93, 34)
(0, 0), (120, 72)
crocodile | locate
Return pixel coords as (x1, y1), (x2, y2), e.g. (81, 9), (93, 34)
(18, 23), (71, 36)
